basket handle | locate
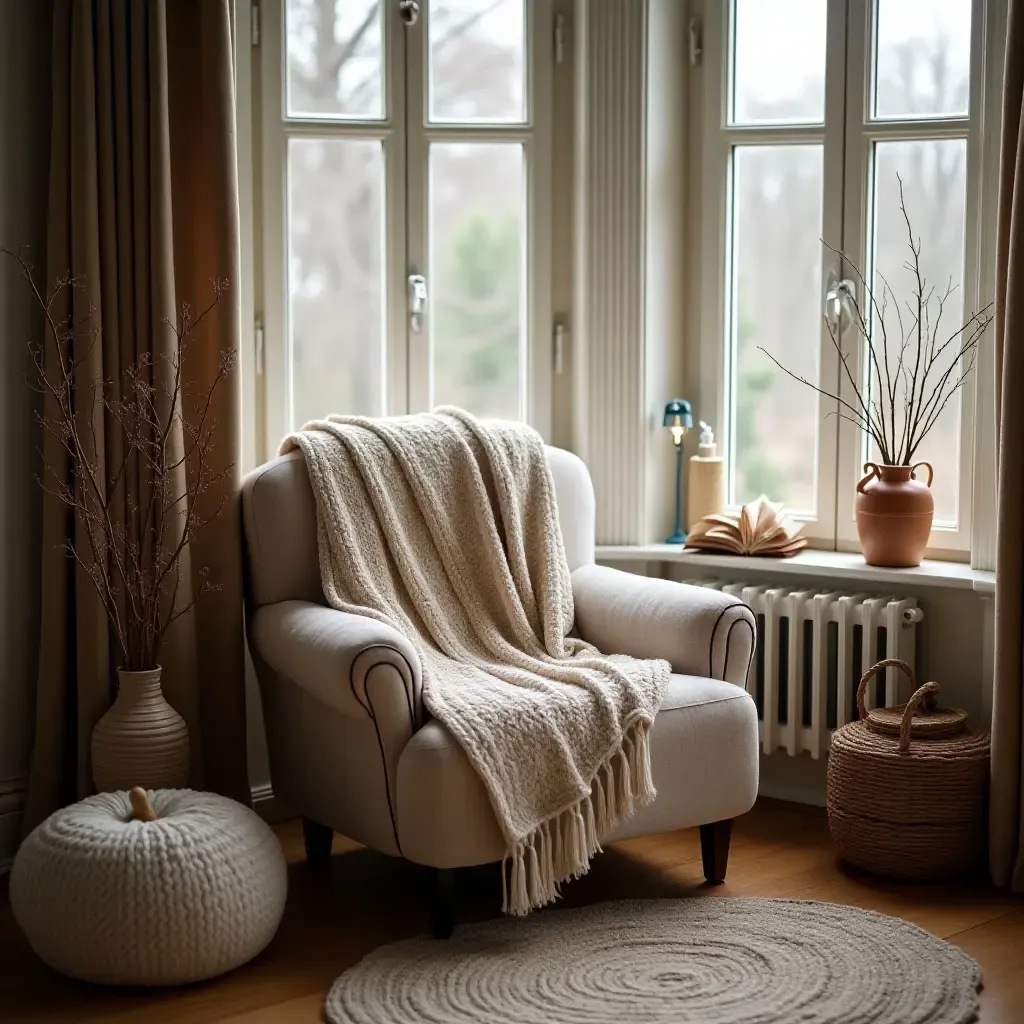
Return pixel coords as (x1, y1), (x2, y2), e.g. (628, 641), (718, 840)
(899, 682), (942, 752)
(856, 658), (917, 721)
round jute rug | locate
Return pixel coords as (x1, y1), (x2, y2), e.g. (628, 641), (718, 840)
(325, 898), (981, 1024)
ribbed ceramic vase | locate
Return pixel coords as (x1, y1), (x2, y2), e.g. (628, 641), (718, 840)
(91, 668), (190, 792)
(855, 462), (934, 568)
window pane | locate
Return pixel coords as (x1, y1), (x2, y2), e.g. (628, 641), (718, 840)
(868, 139), (967, 526)
(873, 0), (971, 119)
(730, 145), (824, 513)
(731, 0), (827, 125)
(429, 0), (525, 123)
(286, 0), (383, 120)
(430, 143), (524, 419)
(288, 139), (385, 425)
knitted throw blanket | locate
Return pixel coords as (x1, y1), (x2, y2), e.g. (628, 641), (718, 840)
(281, 409), (670, 915)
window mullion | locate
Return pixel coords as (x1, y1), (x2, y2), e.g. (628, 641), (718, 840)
(281, 122), (398, 140)
(258, 0), (289, 460)
(969, 0), (1008, 569)
(402, 0), (428, 416)
(863, 119), (970, 141)
(836, 0), (872, 553)
(819, 0), (851, 550)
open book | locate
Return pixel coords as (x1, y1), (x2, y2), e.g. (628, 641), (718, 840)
(685, 495), (807, 558)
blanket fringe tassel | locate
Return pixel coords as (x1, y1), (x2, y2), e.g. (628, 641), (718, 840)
(501, 718), (656, 916)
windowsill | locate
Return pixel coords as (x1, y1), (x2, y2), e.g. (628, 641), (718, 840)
(594, 544), (996, 596)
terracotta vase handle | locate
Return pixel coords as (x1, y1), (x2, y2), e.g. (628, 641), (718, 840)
(911, 461), (934, 488)
(856, 462), (880, 494)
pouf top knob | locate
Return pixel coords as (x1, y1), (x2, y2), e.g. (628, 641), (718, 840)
(128, 786), (159, 822)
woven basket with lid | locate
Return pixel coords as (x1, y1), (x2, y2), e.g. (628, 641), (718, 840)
(826, 658), (990, 881)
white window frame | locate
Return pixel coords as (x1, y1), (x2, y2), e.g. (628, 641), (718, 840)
(259, 0), (408, 457)
(697, 0), (848, 546)
(255, 0), (553, 462)
(694, 0), (998, 560)
(404, 0), (553, 432)
(835, 0), (990, 559)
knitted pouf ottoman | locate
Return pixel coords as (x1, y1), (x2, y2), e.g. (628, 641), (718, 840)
(10, 788), (288, 986)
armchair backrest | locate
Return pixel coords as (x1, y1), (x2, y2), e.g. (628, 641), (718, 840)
(241, 443), (596, 609)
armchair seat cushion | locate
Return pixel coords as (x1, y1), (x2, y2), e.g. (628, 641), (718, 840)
(395, 674), (758, 869)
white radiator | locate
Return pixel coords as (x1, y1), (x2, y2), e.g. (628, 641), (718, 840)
(694, 581), (923, 759)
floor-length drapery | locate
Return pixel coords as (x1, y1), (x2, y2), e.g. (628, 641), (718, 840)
(23, 0), (248, 830)
(991, 0), (1024, 891)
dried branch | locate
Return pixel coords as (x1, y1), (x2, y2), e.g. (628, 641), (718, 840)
(820, 239), (895, 458)
(3, 246), (234, 672)
(757, 345), (889, 457)
(823, 316), (893, 463)
(897, 174), (927, 466)
(765, 175), (993, 469)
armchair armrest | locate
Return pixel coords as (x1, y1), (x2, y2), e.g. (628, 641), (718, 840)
(571, 564), (756, 686)
(249, 600), (424, 731)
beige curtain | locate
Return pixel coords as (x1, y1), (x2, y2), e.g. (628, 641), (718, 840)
(23, 0), (248, 830)
(991, 0), (1024, 891)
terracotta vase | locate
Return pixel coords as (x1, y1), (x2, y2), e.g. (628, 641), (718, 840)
(91, 667), (189, 792)
(855, 462), (934, 568)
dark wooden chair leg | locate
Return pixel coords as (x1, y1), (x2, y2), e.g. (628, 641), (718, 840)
(302, 817), (334, 865)
(429, 868), (457, 939)
(700, 818), (733, 884)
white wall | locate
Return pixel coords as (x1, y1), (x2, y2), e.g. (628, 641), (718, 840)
(0, 0), (51, 868)
(549, 0), (576, 452)
(644, 0), (689, 542)
(569, 0), (690, 545)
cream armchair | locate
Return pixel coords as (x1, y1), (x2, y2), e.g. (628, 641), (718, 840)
(241, 445), (759, 935)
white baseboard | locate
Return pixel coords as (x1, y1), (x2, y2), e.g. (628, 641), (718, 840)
(757, 752), (828, 808)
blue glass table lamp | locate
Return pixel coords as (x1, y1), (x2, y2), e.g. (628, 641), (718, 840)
(663, 399), (693, 544)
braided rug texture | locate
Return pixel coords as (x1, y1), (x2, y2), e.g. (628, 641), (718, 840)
(10, 790), (287, 985)
(325, 897), (981, 1024)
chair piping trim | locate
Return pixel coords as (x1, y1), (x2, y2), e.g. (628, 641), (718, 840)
(723, 614), (757, 685)
(348, 644), (419, 857)
(708, 602), (747, 679)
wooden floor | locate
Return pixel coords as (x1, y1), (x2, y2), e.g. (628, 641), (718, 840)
(1, 798), (1021, 1023)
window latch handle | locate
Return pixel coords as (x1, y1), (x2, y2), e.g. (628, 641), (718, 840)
(408, 273), (428, 334)
(825, 277), (857, 333)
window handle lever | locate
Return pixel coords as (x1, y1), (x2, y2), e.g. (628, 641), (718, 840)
(825, 277), (857, 333)
(408, 273), (428, 334)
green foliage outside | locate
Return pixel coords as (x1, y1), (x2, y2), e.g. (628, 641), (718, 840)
(433, 210), (521, 418)
(734, 291), (786, 501)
